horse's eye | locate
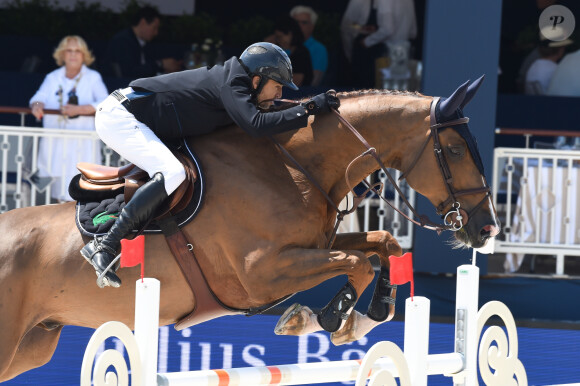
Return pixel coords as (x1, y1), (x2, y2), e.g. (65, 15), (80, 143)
(446, 145), (465, 158)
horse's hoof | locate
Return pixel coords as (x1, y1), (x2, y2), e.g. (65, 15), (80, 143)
(274, 303), (313, 335)
(330, 310), (359, 346)
(331, 311), (387, 346)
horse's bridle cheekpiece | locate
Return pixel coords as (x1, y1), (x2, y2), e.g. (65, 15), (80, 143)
(397, 97), (491, 231)
(270, 90), (491, 247)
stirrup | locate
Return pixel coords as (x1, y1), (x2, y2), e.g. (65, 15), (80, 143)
(80, 238), (122, 288)
(96, 253), (122, 288)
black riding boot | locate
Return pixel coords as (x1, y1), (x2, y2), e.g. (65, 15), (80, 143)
(81, 172), (168, 288)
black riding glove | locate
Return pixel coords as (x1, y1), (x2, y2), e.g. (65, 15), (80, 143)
(303, 90), (341, 115)
(325, 89), (340, 111)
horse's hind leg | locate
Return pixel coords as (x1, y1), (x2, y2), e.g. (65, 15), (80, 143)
(0, 260), (62, 381)
(0, 294), (62, 382)
(0, 326), (63, 382)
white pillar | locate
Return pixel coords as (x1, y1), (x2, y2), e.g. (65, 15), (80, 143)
(134, 278), (161, 386)
(453, 264), (479, 386)
(404, 296), (430, 386)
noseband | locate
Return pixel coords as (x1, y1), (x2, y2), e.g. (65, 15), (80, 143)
(269, 95), (491, 247)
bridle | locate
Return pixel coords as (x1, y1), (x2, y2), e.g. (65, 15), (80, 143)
(268, 95), (491, 247)
(394, 97), (491, 230)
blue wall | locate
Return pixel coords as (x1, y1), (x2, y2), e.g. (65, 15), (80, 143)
(414, 0), (503, 274)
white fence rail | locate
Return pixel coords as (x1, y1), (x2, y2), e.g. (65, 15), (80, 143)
(0, 125), (120, 210)
(492, 147), (580, 275)
(0, 125), (415, 249)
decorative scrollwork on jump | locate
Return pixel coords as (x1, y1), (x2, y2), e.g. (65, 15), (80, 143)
(80, 321), (142, 386)
(476, 301), (528, 386)
(355, 341), (412, 386)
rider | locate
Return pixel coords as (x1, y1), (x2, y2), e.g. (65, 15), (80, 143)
(81, 42), (340, 288)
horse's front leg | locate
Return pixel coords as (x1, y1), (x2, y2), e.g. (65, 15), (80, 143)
(329, 231), (402, 345)
(266, 248), (375, 337)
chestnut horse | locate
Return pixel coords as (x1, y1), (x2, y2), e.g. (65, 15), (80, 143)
(0, 78), (499, 382)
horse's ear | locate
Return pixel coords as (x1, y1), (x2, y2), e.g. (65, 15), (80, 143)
(440, 80), (469, 118)
(459, 75), (485, 110)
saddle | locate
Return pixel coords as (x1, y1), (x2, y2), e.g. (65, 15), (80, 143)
(76, 150), (197, 220)
(74, 148), (242, 330)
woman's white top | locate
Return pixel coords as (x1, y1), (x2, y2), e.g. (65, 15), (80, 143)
(29, 64), (109, 201)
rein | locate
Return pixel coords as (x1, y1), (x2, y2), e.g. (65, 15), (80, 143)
(268, 96), (491, 247)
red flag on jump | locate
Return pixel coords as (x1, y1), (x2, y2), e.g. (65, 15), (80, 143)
(389, 252), (414, 300)
(120, 235), (145, 281)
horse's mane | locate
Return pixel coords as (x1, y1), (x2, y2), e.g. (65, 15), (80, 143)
(270, 89), (428, 112)
(336, 89), (428, 100)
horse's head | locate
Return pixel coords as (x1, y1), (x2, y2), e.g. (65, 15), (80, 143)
(401, 76), (500, 248)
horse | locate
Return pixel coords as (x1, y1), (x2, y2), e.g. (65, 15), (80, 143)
(0, 77), (500, 382)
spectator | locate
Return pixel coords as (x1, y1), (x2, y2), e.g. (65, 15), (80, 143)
(340, 0), (417, 88)
(524, 35), (572, 95)
(547, 48), (580, 96)
(270, 15), (313, 87)
(29, 35), (109, 202)
(106, 6), (182, 79)
(290, 5), (328, 86)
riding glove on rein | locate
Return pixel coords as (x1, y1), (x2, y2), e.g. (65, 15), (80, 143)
(303, 90), (340, 115)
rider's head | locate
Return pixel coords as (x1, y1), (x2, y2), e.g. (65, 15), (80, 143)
(239, 42), (298, 108)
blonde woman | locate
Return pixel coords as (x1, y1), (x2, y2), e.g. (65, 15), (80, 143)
(29, 35), (109, 202)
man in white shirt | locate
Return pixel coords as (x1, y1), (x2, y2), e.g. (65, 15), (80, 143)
(340, 0), (417, 88)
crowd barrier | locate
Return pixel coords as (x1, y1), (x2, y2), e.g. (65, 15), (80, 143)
(492, 146), (580, 275)
(80, 262), (530, 385)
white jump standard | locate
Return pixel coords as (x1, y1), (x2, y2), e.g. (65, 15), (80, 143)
(81, 263), (528, 385)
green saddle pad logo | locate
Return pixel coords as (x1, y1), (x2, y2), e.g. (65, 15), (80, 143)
(93, 211), (118, 226)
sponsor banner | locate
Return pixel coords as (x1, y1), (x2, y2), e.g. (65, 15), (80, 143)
(5, 314), (580, 385)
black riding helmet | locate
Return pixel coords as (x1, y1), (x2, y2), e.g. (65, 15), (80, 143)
(239, 42), (299, 93)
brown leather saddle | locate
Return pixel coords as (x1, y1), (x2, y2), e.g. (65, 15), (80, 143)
(76, 150), (197, 220)
(75, 150), (244, 330)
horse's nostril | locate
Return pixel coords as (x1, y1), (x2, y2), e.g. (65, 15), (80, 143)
(480, 224), (499, 238)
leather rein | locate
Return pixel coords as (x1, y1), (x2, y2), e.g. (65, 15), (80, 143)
(268, 96), (491, 248)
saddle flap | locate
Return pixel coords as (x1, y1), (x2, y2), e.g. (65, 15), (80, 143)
(164, 151), (197, 215)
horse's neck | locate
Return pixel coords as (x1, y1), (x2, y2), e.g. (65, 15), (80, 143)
(281, 93), (432, 204)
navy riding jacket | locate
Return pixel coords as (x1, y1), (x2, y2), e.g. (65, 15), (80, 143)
(128, 57), (309, 140)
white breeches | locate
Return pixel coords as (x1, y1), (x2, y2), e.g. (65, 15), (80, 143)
(95, 89), (186, 195)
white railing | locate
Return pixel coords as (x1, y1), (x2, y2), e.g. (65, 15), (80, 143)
(0, 124), (415, 249)
(0, 125), (122, 211)
(340, 169), (415, 250)
(492, 147), (580, 275)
